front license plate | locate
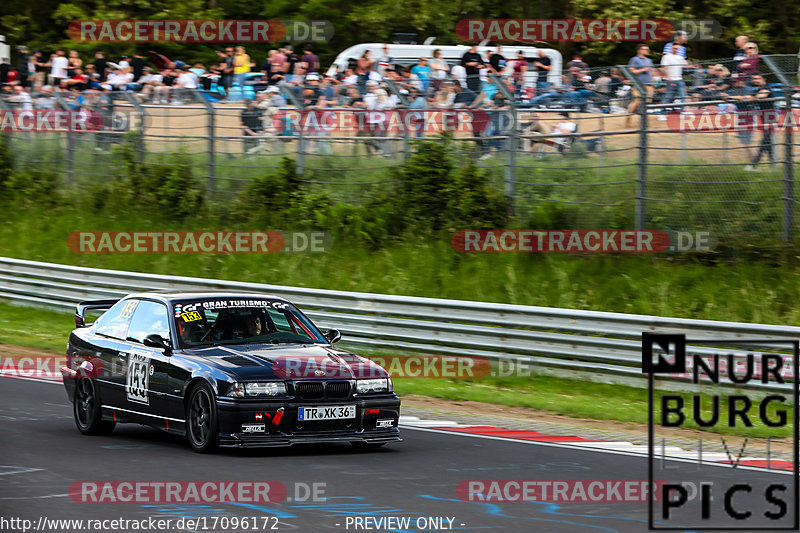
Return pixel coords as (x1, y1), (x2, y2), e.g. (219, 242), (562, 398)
(298, 405), (356, 421)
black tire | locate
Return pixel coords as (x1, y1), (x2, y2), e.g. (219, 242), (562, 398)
(186, 382), (219, 453)
(73, 378), (116, 435)
(351, 442), (387, 450)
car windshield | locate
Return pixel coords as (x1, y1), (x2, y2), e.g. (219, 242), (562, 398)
(174, 298), (327, 347)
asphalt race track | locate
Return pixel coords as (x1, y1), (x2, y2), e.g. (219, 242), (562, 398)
(1, 377), (796, 533)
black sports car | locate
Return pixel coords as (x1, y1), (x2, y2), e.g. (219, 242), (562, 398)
(61, 292), (401, 452)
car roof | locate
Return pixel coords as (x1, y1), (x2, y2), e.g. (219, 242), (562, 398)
(123, 291), (290, 304)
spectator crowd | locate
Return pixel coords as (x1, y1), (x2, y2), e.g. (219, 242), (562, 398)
(0, 35), (794, 166)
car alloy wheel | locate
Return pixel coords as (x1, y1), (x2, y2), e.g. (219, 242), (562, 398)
(73, 378), (115, 435)
(187, 383), (219, 452)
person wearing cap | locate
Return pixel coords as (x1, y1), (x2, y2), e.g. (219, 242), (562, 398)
(659, 44), (689, 117)
(663, 31), (688, 59)
(265, 85), (286, 107)
(303, 73), (321, 106)
(16, 45), (29, 89)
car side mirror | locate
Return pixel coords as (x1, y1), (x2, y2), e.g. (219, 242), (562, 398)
(143, 334), (172, 353)
(324, 329), (341, 344)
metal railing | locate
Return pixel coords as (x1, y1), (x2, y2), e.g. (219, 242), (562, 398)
(1, 256), (797, 391)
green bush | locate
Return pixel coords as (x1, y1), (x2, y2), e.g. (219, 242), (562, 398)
(1, 168), (60, 206)
(232, 157), (300, 224)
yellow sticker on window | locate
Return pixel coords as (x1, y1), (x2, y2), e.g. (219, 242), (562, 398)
(181, 311), (202, 322)
(120, 300), (138, 319)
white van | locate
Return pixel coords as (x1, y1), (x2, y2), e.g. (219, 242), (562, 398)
(326, 43), (562, 87)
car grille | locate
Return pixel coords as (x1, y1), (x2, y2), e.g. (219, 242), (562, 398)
(295, 382), (324, 400)
(326, 381), (352, 399)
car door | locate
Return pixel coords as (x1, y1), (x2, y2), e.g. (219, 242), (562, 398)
(120, 299), (174, 420)
(89, 299), (139, 408)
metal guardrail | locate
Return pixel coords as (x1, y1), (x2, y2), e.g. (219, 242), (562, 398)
(0, 256), (797, 390)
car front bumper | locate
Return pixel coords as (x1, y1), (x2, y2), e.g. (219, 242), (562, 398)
(216, 394), (401, 448)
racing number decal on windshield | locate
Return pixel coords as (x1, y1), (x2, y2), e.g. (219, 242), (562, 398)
(181, 311), (202, 322)
(120, 300), (137, 319)
(126, 352), (150, 405)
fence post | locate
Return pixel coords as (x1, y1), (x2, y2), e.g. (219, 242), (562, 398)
(783, 90), (794, 243)
(208, 110), (216, 198)
(636, 90), (648, 231)
(121, 92), (145, 166)
(505, 105), (517, 215)
(489, 73), (517, 215)
(296, 127), (305, 176)
(189, 89), (217, 199)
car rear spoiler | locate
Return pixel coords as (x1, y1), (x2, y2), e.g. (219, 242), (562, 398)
(75, 299), (119, 328)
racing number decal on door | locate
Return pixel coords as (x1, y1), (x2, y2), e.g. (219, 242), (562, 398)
(126, 352), (150, 405)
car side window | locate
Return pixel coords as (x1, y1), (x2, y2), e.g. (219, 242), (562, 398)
(126, 300), (171, 344)
(266, 308), (293, 332)
(94, 299), (138, 340)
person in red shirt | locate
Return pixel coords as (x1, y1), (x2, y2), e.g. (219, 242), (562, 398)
(736, 42), (760, 79)
(62, 68), (88, 90)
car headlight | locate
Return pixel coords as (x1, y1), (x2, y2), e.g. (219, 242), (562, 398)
(356, 378), (390, 394)
(227, 382), (287, 397)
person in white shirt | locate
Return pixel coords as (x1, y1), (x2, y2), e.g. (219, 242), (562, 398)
(49, 49), (69, 86)
(9, 85), (33, 110)
(175, 67), (198, 89)
(429, 48), (449, 92)
(552, 112), (577, 149)
(342, 68), (358, 86)
(118, 56), (131, 70)
(660, 47), (688, 114)
(101, 68), (133, 91)
(173, 66), (198, 105)
(137, 67), (164, 102)
(451, 64), (467, 88)
(377, 44), (394, 76)
(360, 80), (391, 155)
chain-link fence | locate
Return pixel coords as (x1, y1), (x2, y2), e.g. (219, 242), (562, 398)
(1, 54), (798, 246)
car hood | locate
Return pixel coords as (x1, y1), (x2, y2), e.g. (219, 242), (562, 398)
(183, 343), (390, 380)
